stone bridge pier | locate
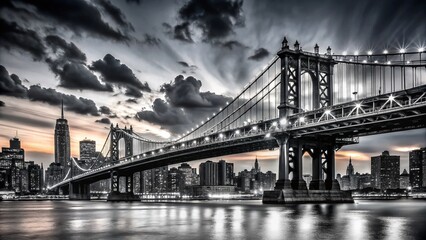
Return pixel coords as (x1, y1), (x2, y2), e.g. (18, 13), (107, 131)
(68, 182), (90, 200)
(107, 170), (139, 201)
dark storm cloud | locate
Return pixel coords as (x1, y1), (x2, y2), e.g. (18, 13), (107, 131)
(0, 100), (5, 107)
(161, 75), (231, 108)
(0, 65), (101, 116)
(174, 0), (245, 42)
(45, 35), (87, 64)
(136, 98), (190, 130)
(126, 98), (138, 104)
(141, 34), (161, 46)
(0, 65), (28, 98)
(178, 61), (190, 68)
(126, 0), (141, 4)
(17, 0), (130, 41)
(0, 18), (46, 60)
(58, 63), (113, 92)
(90, 54), (151, 97)
(218, 40), (247, 50)
(95, 0), (134, 31)
(248, 48), (270, 61)
(173, 22), (193, 43)
(27, 85), (100, 116)
(95, 117), (111, 124)
(99, 106), (112, 115)
(137, 75), (231, 134)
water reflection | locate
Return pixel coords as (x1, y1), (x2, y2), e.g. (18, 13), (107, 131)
(0, 200), (426, 239)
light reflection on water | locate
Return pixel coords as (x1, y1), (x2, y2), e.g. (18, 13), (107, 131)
(0, 200), (426, 240)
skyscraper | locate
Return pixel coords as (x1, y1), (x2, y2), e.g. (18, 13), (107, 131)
(371, 151), (400, 190)
(79, 138), (96, 166)
(218, 160), (234, 186)
(199, 160), (218, 186)
(54, 100), (70, 177)
(409, 148), (426, 188)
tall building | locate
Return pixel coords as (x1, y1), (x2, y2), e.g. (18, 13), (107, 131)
(45, 162), (63, 190)
(167, 167), (180, 192)
(140, 166), (168, 193)
(199, 160), (218, 186)
(409, 148), (426, 188)
(218, 160), (234, 186)
(0, 136), (25, 192)
(54, 100), (70, 177)
(79, 138), (96, 166)
(400, 169), (410, 189)
(177, 163), (199, 192)
(371, 151), (400, 190)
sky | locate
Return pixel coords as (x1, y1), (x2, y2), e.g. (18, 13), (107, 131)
(0, 0), (425, 176)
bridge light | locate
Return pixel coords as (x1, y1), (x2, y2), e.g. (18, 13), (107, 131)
(419, 47), (425, 52)
(355, 103), (362, 108)
(399, 48), (406, 53)
(247, 118), (251, 123)
(181, 143), (185, 147)
(325, 109), (331, 115)
(219, 108), (222, 111)
(205, 137), (210, 141)
(235, 130), (240, 135)
(299, 116), (305, 123)
(279, 118), (287, 125)
(272, 121), (278, 127)
(354, 51), (359, 55)
(191, 128), (194, 131)
(383, 50), (388, 54)
(374, 60), (378, 63)
(226, 102), (229, 105)
(252, 126), (258, 131)
(201, 121), (204, 124)
(219, 133), (224, 138)
(387, 61), (391, 65)
(265, 133), (271, 138)
(193, 140), (197, 144)
(143, 153), (146, 157)
(213, 113), (216, 116)
(407, 61), (410, 64)
(160, 149), (163, 152)
(342, 51), (347, 56)
(362, 60), (367, 63)
(207, 117), (210, 120)
(196, 125), (199, 128)
(172, 145), (175, 149)
(349, 59), (353, 62)
(389, 95), (395, 101)
(151, 152), (155, 155)
(367, 50), (373, 55)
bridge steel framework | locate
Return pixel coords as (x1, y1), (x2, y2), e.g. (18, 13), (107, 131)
(53, 36), (426, 203)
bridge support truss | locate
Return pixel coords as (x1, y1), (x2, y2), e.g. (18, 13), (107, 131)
(107, 170), (138, 201)
(68, 182), (90, 200)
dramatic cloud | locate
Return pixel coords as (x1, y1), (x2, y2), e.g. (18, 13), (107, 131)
(218, 40), (247, 50)
(173, 0), (245, 42)
(161, 75), (231, 108)
(126, 98), (138, 104)
(27, 85), (100, 116)
(90, 54), (151, 97)
(99, 106), (112, 115)
(248, 48), (270, 61)
(0, 65), (28, 98)
(17, 0), (130, 41)
(58, 63), (113, 92)
(95, 117), (111, 124)
(0, 18), (46, 60)
(45, 35), (87, 65)
(177, 61), (190, 68)
(136, 98), (190, 131)
(0, 65), (100, 116)
(137, 75), (232, 134)
(95, 0), (134, 31)
(141, 34), (161, 46)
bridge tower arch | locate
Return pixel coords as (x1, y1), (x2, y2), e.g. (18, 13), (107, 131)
(278, 38), (336, 118)
(110, 124), (133, 164)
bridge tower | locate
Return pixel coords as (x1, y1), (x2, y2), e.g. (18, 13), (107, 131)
(273, 37), (341, 193)
(110, 124), (133, 164)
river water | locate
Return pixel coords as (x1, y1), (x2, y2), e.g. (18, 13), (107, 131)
(1, 200), (425, 240)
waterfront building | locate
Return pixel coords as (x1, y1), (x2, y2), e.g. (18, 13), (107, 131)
(0, 136), (25, 192)
(218, 160), (234, 186)
(200, 160), (218, 186)
(79, 138), (96, 166)
(409, 148), (426, 188)
(371, 151), (400, 190)
(168, 167), (180, 192)
(400, 169), (410, 189)
(140, 166), (168, 193)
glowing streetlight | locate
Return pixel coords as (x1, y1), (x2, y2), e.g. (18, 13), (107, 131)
(279, 118), (287, 125)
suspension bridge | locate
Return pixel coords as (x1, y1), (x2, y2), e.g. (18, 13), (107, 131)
(49, 37), (426, 202)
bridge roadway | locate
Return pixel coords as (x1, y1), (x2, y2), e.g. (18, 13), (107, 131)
(51, 86), (426, 189)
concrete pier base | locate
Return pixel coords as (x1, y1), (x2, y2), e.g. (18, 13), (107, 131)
(107, 192), (140, 201)
(262, 189), (353, 204)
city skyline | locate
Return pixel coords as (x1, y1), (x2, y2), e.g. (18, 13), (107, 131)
(1, 0), (425, 177)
